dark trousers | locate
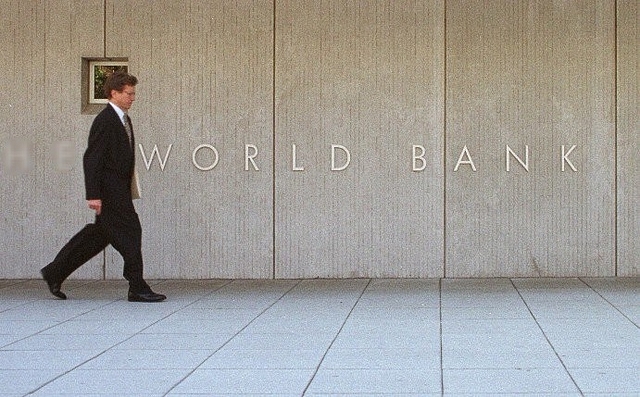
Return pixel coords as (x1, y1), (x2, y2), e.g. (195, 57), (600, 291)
(43, 209), (150, 293)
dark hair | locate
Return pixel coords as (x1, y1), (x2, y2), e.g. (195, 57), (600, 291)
(103, 71), (138, 98)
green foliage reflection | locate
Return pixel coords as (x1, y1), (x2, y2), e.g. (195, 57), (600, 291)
(94, 65), (128, 99)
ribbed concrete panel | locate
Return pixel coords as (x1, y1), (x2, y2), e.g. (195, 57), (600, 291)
(0, 2), (635, 280)
(446, 0), (615, 276)
(0, 0), (104, 278)
(105, 1), (274, 278)
(275, 0), (445, 278)
(617, 1), (639, 276)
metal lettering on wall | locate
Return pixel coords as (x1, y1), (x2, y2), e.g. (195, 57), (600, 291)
(142, 143), (580, 173)
(0, 142), (581, 173)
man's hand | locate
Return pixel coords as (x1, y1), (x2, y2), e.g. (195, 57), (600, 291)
(87, 199), (102, 215)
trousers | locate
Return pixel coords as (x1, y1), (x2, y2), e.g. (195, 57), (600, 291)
(43, 209), (149, 293)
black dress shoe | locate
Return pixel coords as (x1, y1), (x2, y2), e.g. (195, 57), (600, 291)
(40, 268), (67, 300)
(128, 290), (166, 302)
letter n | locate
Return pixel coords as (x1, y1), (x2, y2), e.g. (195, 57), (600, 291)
(506, 145), (529, 172)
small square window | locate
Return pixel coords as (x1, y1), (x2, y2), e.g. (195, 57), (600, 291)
(89, 61), (128, 104)
(81, 58), (128, 114)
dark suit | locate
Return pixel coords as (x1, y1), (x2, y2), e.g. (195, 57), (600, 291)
(43, 104), (150, 293)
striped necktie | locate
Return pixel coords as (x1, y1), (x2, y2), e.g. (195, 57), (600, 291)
(123, 114), (132, 145)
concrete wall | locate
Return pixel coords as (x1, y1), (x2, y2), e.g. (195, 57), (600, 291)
(275, 0), (444, 278)
(104, 0), (274, 278)
(0, 0), (636, 279)
(617, 0), (639, 277)
(0, 0), (105, 279)
(446, 0), (615, 277)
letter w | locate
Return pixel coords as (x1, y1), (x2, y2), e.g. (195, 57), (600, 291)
(139, 144), (173, 171)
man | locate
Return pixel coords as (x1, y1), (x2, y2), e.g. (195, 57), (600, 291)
(41, 71), (166, 302)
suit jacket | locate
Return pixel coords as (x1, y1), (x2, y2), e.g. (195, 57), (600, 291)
(83, 104), (135, 210)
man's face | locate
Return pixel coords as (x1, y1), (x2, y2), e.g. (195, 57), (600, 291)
(109, 85), (136, 111)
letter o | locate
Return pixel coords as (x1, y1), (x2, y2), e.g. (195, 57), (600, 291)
(192, 144), (219, 171)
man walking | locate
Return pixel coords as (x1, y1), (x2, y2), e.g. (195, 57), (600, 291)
(41, 71), (165, 302)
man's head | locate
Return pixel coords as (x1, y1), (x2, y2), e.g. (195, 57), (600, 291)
(104, 71), (138, 111)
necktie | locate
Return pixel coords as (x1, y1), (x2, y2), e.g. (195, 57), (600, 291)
(123, 114), (133, 146)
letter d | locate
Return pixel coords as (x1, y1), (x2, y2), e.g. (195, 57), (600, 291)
(331, 144), (351, 171)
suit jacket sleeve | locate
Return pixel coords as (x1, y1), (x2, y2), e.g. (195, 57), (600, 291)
(83, 114), (109, 200)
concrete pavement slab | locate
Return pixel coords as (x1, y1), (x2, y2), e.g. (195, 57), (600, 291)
(443, 368), (581, 394)
(30, 369), (189, 396)
(168, 368), (314, 395)
(79, 349), (214, 370)
(0, 369), (64, 395)
(307, 368), (442, 394)
(112, 333), (231, 351)
(0, 278), (637, 396)
(320, 347), (441, 370)
(442, 334), (563, 369)
(200, 348), (321, 369)
(0, 350), (100, 370)
(570, 367), (640, 394)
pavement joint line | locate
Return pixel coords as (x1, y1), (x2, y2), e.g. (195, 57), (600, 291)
(2, 292), (121, 350)
(438, 278), (445, 395)
(163, 279), (304, 396)
(580, 277), (640, 329)
(24, 279), (234, 396)
(301, 279), (372, 396)
(510, 278), (585, 396)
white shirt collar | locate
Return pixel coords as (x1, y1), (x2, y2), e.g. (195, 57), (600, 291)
(109, 102), (127, 123)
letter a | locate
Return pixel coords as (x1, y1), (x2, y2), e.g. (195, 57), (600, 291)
(454, 145), (477, 172)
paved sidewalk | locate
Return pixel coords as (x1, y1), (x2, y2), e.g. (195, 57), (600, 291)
(0, 278), (638, 396)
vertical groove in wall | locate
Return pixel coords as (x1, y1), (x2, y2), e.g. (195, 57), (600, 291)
(272, 0), (277, 279)
(614, 0), (618, 276)
(102, 0), (107, 279)
(442, 1), (447, 278)
(102, 0), (106, 57)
